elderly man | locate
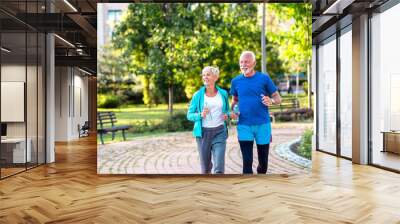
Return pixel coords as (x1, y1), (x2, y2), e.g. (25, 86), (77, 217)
(230, 51), (281, 174)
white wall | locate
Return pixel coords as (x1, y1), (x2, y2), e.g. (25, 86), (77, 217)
(55, 67), (89, 141)
(55, 66), (69, 140)
(1, 65), (27, 138)
(1, 63), (46, 164)
(71, 71), (89, 138)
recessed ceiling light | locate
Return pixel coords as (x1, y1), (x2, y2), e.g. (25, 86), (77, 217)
(1, 47), (11, 53)
(78, 67), (92, 76)
(323, 0), (355, 15)
(54, 34), (75, 48)
(63, 0), (78, 12)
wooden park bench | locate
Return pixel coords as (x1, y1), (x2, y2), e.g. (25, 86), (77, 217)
(269, 98), (300, 122)
(269, 98), (300, 112)
(97, 111), (132, 144)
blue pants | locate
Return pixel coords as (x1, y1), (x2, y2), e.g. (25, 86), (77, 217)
(196, 125), (227, 174)
(239, 141), (270, 174)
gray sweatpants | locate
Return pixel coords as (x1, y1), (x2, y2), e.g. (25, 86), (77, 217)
(196, 125), (227, 174)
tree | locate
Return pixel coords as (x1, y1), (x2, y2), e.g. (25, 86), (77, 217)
(267, 4), (312, 74)
(113, 3), (195, 113)
(111, 3), (288, 107)
(267, 4), (312, 107)
(98, 44), (132, 96)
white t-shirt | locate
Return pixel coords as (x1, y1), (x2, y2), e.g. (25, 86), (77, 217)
(202, 92), (224, 128)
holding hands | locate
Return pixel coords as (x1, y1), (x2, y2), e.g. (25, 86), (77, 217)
(229, 113), (238, 120)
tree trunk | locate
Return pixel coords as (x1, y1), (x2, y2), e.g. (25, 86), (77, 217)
(141, 76), (151, 107)
(168, 84), (173, 115)
(307, 61), (312, 109)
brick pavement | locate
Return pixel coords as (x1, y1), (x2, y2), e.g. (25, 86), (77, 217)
(97, 123), (312, 174)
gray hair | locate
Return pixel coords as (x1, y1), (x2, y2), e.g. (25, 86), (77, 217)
(240, 51), (256, 63)
(202, 66), (220, 78)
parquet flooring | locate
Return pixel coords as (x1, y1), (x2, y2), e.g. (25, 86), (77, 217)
(1, 134), (400, 223)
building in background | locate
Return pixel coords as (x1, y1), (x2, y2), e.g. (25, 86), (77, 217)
(97, 3), (129, 47)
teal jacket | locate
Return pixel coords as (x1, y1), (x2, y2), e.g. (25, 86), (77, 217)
(187, 85), (230, 137)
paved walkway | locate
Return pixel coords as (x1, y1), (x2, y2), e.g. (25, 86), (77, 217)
(98, 123), (312, 174)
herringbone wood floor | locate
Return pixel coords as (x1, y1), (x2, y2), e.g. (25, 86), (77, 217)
(1, 135), (400, 223)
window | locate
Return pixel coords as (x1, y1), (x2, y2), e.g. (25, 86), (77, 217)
(339, 27), (352, 158)
(107, 10), (122, 38)
(371, 3), (400, 171)
(317, 35), (337, 154)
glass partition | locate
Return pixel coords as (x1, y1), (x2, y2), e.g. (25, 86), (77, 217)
(0, 1), (46, 179)
(1, 31), (28, 177)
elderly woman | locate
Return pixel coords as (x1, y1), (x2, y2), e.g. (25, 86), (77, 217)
(187, 66), (231, 174)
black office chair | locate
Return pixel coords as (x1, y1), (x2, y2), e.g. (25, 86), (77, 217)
(78, 121), (90, 138)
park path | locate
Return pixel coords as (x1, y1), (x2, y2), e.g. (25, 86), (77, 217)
(98, 123), (312, 174)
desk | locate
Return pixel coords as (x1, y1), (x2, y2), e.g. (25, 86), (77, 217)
(381, 131), (400, 154)
(1, 138), (31, 163)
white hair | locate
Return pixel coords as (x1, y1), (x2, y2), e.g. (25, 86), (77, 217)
(240, 51), (256, 63)
(202, 66), (220, 78)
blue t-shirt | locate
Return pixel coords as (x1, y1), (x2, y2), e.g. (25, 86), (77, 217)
(230, 71), (277, 125)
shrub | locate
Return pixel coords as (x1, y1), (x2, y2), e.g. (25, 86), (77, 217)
(298, 128), (312, 159)
(130, 120), (163, 133)
(128, 113), (192, 134)
(98, 94), (121, 108)
(122, 89), (143, 105)
(273, 108), (313, 122)
(274, 114), (293, 122)
(161, 112), (192, 132)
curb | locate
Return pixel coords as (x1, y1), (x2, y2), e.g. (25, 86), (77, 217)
(275, 137), (312, 169)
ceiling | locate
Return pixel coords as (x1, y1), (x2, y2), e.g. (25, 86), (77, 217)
(311, 0), (390, 43)
(0, 0), (97, 74)
(2, 0), (395, 72)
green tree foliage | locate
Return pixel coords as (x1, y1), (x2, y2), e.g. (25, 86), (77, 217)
(98, 44), (142, 104)
(103, 3), (310, 107)
(113, 3), (195, 111)
(267, 3), (312, 74)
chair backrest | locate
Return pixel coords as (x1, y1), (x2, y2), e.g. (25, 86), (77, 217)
(82, 121), (90, 129)
(291, 98), (300, 108)
(97, 112), (118, 129)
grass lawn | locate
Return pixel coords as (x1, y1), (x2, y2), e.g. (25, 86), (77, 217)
(97, 130), (172, 144)
(98, 103), (188, 125)
(97, 103), (188, 144)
